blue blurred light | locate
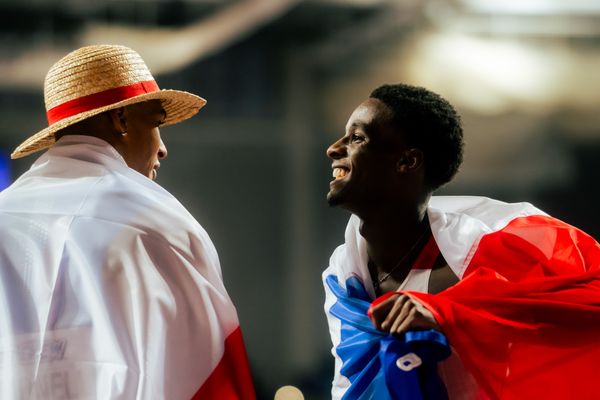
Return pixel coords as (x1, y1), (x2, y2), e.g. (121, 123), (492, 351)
(0, 151), (10, 191)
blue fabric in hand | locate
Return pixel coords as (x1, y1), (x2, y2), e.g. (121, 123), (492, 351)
(326, 275), (451, 400)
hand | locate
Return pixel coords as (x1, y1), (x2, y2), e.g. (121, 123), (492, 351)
(369, 294), (440, 337)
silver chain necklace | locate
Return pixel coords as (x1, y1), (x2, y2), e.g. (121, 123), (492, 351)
(371, 225), (431, 291)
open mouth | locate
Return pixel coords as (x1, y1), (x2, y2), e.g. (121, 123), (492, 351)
(332, 167), (349, 180)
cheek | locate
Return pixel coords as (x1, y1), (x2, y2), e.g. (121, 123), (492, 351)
(130, 131), (160, 171)
(350, 153), (369, 174)
(353, 156), (394, 181)
(145, 131), (161, 158)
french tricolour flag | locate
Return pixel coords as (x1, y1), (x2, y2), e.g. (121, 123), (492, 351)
(324, 196), (600, 399)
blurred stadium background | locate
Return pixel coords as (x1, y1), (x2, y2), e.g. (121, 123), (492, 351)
(1, 0), (599, 398)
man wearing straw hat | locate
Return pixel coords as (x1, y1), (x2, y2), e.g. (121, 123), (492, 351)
(0, 45), (255, 399)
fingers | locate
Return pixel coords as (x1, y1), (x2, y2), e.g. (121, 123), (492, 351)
(370, 294), (411, 331)
(370, 294), (440, 337)
(369, 294), (400, 329)
(389, 303), (416, 334)
(381, 296), (412, 331)
(391, 307), (418, 336)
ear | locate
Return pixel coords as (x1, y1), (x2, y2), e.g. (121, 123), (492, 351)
(396, 148), (424, 174)
(107, 107), (127, 135)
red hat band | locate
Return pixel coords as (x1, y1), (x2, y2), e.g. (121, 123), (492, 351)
(46, 80), (160, 125)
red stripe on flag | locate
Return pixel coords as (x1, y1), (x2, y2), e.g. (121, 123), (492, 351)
(46, 80), (160, 125)
(412, 235), (439, 270)
(192, 326), (256, 400)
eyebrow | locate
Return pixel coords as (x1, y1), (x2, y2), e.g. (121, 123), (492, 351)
(346, 121), (368, 132)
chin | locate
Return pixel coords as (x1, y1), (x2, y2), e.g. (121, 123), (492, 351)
(327, 197), (341, 207)
(327, 190), (347, 207)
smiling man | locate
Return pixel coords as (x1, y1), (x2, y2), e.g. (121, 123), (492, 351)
(322, 84), (600, 399)
(0, 45), (255, 399)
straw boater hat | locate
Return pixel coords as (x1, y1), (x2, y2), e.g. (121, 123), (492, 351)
(11, 44), (206, 159)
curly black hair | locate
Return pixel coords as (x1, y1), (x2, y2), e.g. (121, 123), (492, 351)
(370, 84), (464, 191)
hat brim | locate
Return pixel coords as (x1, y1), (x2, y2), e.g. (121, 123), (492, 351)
(11, 89), (206, 159)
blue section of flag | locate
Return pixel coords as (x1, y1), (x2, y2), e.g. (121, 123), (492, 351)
(326, 275), (451, 400)
(0, 151), (10, 191)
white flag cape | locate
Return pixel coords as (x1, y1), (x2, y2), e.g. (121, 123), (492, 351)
(0, 136), (254, 399)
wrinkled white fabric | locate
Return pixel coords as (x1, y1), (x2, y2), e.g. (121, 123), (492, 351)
(0, 135), (240, 400)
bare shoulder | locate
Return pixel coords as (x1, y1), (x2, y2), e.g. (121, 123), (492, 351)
(428, 255), (459, 294)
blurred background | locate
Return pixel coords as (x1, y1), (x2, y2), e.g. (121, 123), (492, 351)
(1, 0), (599, 398)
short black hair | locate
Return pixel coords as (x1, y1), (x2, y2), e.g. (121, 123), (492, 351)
(370, 83), (464, 190)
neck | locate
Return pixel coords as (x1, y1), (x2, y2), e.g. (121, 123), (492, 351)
(359, 197), (430, 273)
(56, 113), (118, 145)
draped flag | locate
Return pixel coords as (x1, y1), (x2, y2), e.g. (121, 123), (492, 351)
(323, 196), (600, 400)
(408, 214), (600, 400)
(0, 137), (255, 399)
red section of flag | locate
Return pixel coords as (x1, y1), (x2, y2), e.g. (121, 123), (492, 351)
(412, 235), (439, 270)
(409, 215), (600, 400)
(46, 80), (159, 124)
(192, 327), (256, 400)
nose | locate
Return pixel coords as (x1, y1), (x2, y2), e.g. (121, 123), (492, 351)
(158, 138), (168, 160)
(326, 137), (346, 160)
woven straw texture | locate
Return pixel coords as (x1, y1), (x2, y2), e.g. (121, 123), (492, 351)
(12, 44), (206, 159)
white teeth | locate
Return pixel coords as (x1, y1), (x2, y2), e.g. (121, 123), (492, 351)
(333, 168), (348, 179)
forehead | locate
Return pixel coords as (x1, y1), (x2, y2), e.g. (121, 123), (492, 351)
(345, 98), (394, 133)
(346, 98), (397, 136)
